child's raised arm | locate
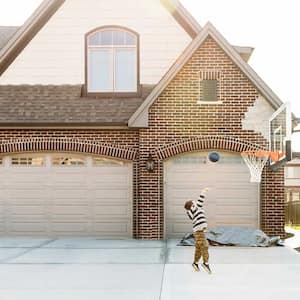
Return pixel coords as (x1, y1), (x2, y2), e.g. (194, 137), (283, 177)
(197, 187), (210, 208)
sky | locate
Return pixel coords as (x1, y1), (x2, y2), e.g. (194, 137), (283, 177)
(0, 0), (299, 149)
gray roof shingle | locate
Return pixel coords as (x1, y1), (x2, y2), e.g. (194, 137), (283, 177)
(0, 85), (154, 126)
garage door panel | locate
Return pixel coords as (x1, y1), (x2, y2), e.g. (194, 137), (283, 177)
(215, 191), (258, 200)
(215, 220), (257, 227)
(52, 182), (89, 189)
(166, 194), (215, 207)
(216, 216), (257, 222)
(52, 190), (89, 204)
(50, 205), (89, 216)
(93, 205), (129, 216)
(216, 205), (257, 216)
(165, 151), (259, 237)
(8, 213), (48, 222)
(10, 205), (46, 215)
(166, 205), (210, 219)
(0, 154), (133, 237)
(93, 190), (130, 203)
(51, 222), (89, 233)
(166, 190), (211, 201)
(167, 177), (208, 187)
(6, 179), (48, 189)
(167, 223), (190, 236)
(216, 198), (257, 206)
(90, 179), (130, 188)
(93, 222), (128, 233)
(9, 222), (47, 233)
(7, 191), (48, 205)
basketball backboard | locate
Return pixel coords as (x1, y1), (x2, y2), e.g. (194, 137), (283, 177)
(269, 102), (292, 168)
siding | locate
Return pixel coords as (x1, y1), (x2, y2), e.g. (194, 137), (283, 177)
(0, 0), (191, 85)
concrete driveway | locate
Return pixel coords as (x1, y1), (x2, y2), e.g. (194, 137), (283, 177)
(0, 238), (300, 300)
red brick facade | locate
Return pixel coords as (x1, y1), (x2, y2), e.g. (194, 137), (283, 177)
(0, 36), (285, 238)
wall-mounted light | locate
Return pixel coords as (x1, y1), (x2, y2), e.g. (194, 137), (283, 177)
(146, 154), (155, 172)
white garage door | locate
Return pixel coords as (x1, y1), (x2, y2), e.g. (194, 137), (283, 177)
(0, 154), (132, 237)
(165, 151), (259, 238)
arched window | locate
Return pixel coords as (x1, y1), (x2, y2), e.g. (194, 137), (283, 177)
(86, 27), (138, 93)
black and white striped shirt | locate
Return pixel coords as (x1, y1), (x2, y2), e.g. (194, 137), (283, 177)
(186, 193), (207, 232)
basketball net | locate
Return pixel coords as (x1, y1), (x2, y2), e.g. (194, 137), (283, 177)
(241, 150), (282, 183)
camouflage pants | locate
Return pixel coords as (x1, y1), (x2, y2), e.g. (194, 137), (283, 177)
(194, 230), (209, 263)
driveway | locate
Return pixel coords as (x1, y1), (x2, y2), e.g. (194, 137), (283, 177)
(0, 238), (300, 300)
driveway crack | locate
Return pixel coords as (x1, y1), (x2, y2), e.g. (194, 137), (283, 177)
(159, 240), (167, 300)
(0, 239), (57, 264)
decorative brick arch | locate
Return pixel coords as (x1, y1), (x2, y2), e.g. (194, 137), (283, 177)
(155, 136), (264, 160)
(0, 138), (138, 161)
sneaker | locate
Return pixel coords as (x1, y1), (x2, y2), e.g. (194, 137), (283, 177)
(192, 262), (200, 271)
(201, 263), (212, 274)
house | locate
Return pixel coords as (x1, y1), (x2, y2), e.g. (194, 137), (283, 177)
(285, 153), (300, 226)
(0, 0), (288, 239)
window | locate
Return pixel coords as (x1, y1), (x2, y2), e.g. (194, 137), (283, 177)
(11, 157), (44, 166)
(52, 157), (86, 166)
(93, 157), (124, 167)
(286, 167), (300, 178)
(87, 27), (138, 93)
(200, 80), (218, 101)
(292, 191), (300, 202)
(198, 70), (221, 103)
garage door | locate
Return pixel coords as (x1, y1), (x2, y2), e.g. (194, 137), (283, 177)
(165, 151), (259, 238)
(0, 154), (132, 237)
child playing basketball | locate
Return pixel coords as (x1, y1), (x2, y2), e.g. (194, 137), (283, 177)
(184, 187), (211, 274)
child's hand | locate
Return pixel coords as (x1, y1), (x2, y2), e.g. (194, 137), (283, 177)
(201, 187), (211, 193)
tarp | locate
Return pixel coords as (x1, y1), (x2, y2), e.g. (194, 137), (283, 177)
(178, 226), (283, 247)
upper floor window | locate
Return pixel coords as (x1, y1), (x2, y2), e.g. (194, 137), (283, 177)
(87, 27), (138, 93)
(198, 70), (221, 103)
(200, 80), (218, 101)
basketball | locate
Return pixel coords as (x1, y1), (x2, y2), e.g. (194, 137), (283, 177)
(208, 152), (220, 162)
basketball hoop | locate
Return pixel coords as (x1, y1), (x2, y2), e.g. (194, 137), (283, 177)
(241, 150), (283, 183)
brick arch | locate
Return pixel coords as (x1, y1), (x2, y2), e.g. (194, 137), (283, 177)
(0, 138), (138, 161)
(155, 136), (264, 160)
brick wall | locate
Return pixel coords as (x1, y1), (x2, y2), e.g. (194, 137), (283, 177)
(261, 167), (285, 236)
(137, 36), (284, 238)
(0, 36), (285, 239)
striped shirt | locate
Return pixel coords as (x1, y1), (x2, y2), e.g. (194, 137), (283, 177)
(186, 193), (207, 232)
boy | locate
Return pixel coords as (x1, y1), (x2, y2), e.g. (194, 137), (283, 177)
(184, 187), (211, 274)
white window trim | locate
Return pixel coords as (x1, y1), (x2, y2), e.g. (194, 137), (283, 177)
(87, 29), (138, 93)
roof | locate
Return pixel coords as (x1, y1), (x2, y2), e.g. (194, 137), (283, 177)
(0, 0), (201, 76)
(0, 0), (65, 76)
(0, 26), (20, 50)
(0, 84), (154, 126)
(129, 22), (283, 127)
(0, 0), (255, 76)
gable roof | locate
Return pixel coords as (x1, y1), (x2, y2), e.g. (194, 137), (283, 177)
(0, 26), (20, 50)
(0, 0), (65, 76)
(161, 0), (201, 37)
(0, 0), (200, 76)
(128, 22), (283, 127)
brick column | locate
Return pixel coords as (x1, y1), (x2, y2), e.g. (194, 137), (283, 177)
(261, 166), (285, 237)
(136, 145), (163, 239)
